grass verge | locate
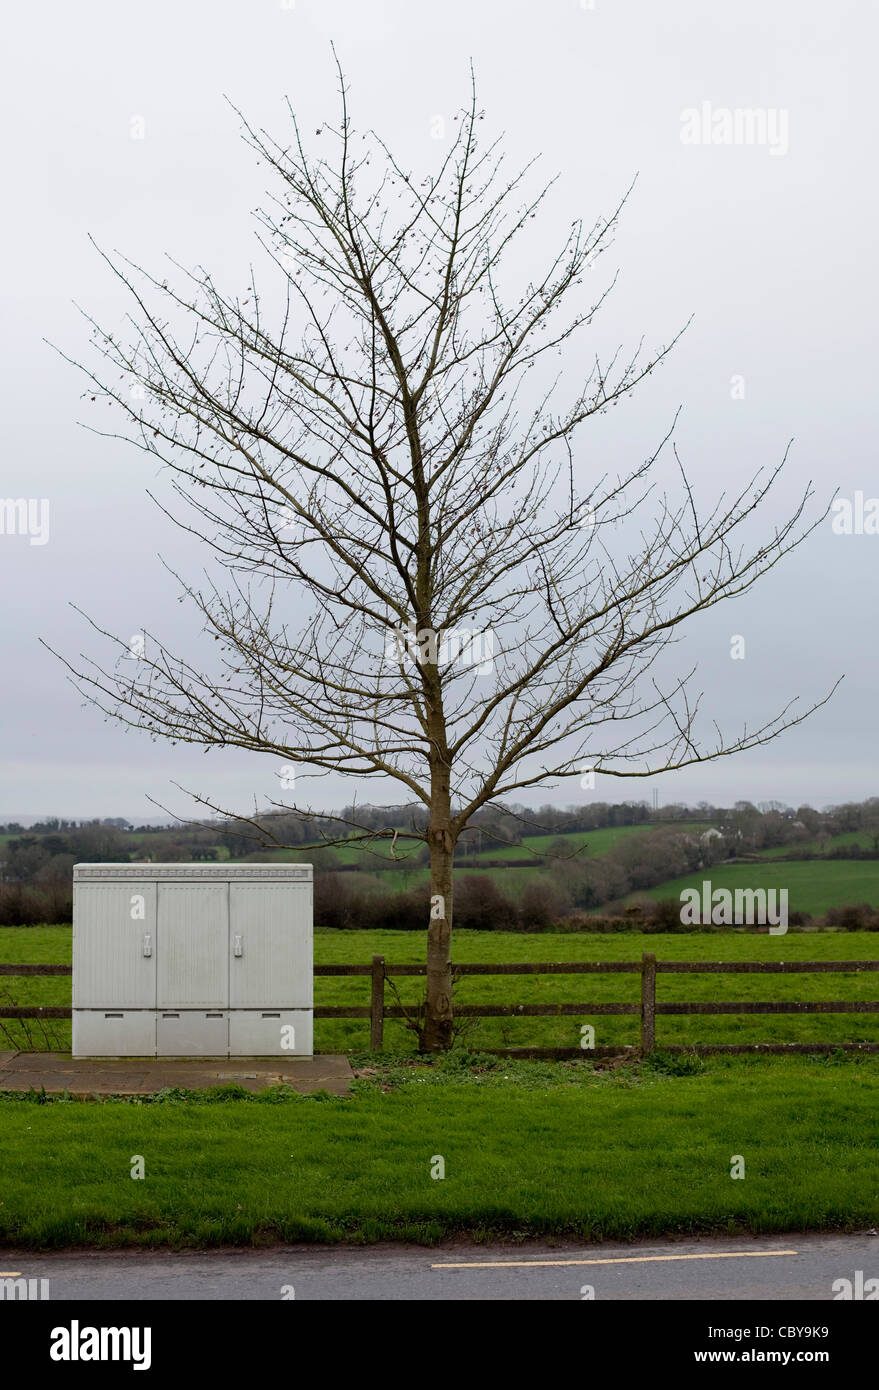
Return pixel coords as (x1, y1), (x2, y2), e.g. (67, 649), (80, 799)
(0, 1052), (877, 1249)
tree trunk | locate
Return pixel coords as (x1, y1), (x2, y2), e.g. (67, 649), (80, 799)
(418, 616), (455, 1049)
(422, 822), (454, 1050)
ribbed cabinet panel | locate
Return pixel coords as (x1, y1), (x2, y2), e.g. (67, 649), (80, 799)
(72, 882), (157, 1008)
(229, 883), (312, 1008)
(156, 883), (229, 1008)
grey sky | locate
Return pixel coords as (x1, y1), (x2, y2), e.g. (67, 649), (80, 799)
(1, 0), (876, 822)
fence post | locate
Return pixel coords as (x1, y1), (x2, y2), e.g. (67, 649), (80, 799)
(370, 954), (385, 1051)
(641, 952), (656, 1055)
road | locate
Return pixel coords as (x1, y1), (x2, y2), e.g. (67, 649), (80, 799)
(2, 1231), (876, 1300)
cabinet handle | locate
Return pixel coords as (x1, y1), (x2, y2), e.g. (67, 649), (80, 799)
(233, 934), (243, 957)
(142, 934), (152, 958)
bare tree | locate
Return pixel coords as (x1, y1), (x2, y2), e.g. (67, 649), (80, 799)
(51, 65), (836, 1049)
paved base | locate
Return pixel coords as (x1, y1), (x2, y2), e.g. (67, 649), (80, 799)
(0, 1051), (352, 1096)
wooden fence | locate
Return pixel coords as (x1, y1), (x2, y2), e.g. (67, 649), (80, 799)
(3, 954), (879, 1055)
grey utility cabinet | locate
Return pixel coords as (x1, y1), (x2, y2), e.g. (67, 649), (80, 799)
(72, 863), (313, 1057)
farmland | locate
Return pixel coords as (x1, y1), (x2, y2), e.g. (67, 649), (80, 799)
(226, 822), (879, 913)
(615, 860), (879, 919)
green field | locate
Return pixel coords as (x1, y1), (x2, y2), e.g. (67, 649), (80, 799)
(345, 863), (547, 894)
(757, 830), (877, 858)
(459, 824), (656, 862)
(299, 824), (651, 868)
(206, 826), (651, 902)
(619, 860), (879, 918)
(2, 925), (878, 1053)
(231, 824), (654, 899)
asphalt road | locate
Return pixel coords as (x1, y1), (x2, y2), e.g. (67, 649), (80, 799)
(2, 1231), (876, 1300)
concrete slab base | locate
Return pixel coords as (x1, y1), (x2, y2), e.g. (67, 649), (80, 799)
(0, 1051), (352, 1096)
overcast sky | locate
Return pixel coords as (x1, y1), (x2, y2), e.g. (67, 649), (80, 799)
(1, 0), (876, 823)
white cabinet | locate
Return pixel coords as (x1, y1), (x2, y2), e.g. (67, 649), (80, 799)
(72, 864), (313, 1058)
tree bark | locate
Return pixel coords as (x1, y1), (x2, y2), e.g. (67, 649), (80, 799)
(422, 763), (455, 1051)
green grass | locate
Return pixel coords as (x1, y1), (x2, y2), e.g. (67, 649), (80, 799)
(0, 1053), (877, 1248)
(2, 926), (878, 1053)
(617, 860), (879, 918)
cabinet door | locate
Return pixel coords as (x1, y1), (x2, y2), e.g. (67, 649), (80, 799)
(157, 883), (229, 1008)
(73, 882), (157, 1008)
(229, 883), (312, 1008)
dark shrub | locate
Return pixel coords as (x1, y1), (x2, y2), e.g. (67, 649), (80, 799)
(0, 881), (71, 925)
(518, 879), (572, 931)
(454, 875), (514, 931)
(649, 898), (685, 930)
(825, 903), (877, 931)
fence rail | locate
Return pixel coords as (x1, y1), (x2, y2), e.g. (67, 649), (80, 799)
(1, 955), (879, 1054)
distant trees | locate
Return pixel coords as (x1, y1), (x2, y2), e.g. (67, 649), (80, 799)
(5, 797), (879, 935)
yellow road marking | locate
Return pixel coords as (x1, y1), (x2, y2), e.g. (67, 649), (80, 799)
(432, 1249), (798, 1269)
(0, 1272), (23, 1277)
